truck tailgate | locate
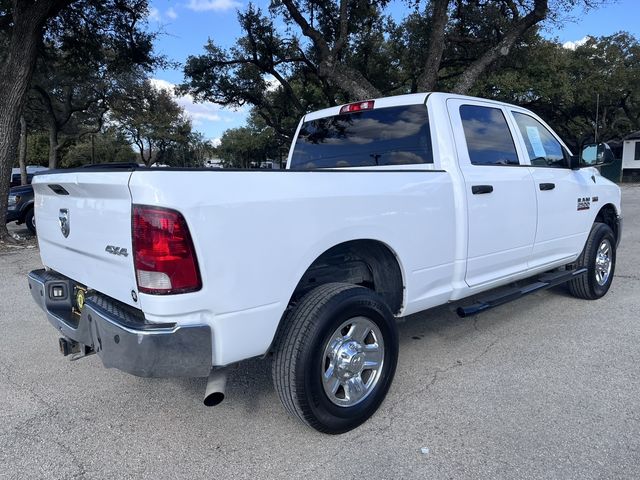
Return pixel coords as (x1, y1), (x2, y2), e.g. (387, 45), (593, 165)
(32, 171), (138, 307)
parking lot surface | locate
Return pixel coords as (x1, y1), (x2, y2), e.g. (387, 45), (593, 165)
(1, 186), (639, 479)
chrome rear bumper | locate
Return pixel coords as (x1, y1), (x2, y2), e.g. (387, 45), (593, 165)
(28, 269), (212, 377)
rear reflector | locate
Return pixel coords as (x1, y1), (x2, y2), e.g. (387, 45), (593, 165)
(340, 100), (375, 114)
(132, 205), (202, 294)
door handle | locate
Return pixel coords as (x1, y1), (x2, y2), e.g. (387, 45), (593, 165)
(472, 185), (493, 195)
(539, 183), (555, 191)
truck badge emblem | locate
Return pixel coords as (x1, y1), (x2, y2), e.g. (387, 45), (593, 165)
(59, 208), (70, 237)
(577, 197), (591, 211)
(105, 245), (129, 257)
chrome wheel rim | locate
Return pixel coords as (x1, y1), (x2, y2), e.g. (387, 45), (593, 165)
(30, 215), (36, 231)
(321, 316), (385, 408)
(595, 239), (612, 286)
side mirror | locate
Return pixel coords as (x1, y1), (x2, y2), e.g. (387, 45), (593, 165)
(580, 142), (614, 167)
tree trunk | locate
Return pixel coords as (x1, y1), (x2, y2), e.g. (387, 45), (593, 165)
(318, 59), (381, 100)
(19, 116), (28, 185)
(147, 139), (153, 167)
(280, 0), (381, 102)
(417, 0), (450, 92)
(48, 120), (61, 169)
(0, 9), (48, 242)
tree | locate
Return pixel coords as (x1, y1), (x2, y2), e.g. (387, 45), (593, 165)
(0, 0), (74, 242)
(473, 32), (640, 150)
(449, 0), (549, 94)
(60, 128), (137, 168)
(181, 0), (606, 149)
(0, 0), (154, 242)
(216, 112), (282, 168)
(18, 115), (28, 185)
(29, 1), (156, 168)
(162, 131), (216, 168)
(112, 80), (193, 167)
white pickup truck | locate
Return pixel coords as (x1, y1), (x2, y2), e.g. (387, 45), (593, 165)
(28, 93), (622, 434)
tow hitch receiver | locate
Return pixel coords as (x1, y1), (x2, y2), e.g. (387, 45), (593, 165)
(58, 337), (94, 360)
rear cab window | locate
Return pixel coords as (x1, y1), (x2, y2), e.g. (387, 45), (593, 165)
(459, 105), (519, 166)
(289, 105), (433, 169)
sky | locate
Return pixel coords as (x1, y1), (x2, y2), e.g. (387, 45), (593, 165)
(147, 0), (640, 144)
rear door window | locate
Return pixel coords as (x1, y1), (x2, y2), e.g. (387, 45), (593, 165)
(290, 105), (433, 169)
(459, 105), (519, 166)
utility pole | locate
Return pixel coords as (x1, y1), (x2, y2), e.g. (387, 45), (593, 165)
(594, 93), (600, 143)
(91, 134), (96, 164)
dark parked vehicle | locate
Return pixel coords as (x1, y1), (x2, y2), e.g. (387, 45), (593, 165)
(9, 166), (49, 187)
(7, 184), (36, 234)
(10, 173), (35, 187)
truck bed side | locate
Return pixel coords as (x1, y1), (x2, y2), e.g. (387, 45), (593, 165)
(128, 169), (456, 365)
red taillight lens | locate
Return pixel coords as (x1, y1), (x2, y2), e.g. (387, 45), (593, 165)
(132, 205), (202, 294)
(339, 100), (375, 114)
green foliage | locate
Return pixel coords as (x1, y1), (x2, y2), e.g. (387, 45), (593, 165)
(111, 80), (195, 166)
(216, 112), (285, 168)
(23, 0), (160, 167)
(14, 129), (136, 168)
(161, 131), (217, 168)
(60, 129), (137, 168)
(21, 133), (50, 168)
(475, 32), (640, 149)
(181, 0), (610, 156)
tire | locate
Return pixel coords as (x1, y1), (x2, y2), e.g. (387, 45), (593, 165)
(25, 208), (36, 235)
(272, 283), (398, 434)
(568, 222), (616, 300)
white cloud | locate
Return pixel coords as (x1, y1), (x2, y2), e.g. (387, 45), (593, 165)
(149, 6), (179, 22)
(562, 36), (590, 50)
(166, 7), (178, 19)
(149, 78), (231, 126)
(149, 7), (161, 22)
(211, 137), (222, 147)
(186, 0), (241, 12)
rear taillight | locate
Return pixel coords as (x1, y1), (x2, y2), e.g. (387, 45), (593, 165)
(132, 205), (202, 294)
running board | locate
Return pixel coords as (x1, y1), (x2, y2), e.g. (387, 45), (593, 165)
(457, 268), (588, 318)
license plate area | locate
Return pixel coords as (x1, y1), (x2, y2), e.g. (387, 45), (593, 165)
(72, 284), (88, 318)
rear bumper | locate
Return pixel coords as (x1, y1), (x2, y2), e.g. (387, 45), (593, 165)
(28, 269), (212, 378)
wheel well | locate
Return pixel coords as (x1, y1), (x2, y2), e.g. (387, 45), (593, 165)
(290, 240), (404, 315)
(595, 204), (619, 242)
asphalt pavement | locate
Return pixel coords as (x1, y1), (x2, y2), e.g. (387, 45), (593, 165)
(1, 186), (639, 479)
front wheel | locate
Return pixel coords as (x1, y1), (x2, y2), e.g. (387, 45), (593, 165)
(568, 222), (616, 299)
(272, 283), (398, 434)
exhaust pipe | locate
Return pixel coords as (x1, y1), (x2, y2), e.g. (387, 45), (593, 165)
(203, 368), (227, 407)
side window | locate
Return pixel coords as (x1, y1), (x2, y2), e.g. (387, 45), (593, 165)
(459, 105), (519, 166)
(634, 142), (640, 161)
(513, 112), (566, 168)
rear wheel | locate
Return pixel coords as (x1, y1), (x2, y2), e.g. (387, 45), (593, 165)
(272, 283), (398, 434)
(25, 208), (36, 235)
(568, 222), (616, 300)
